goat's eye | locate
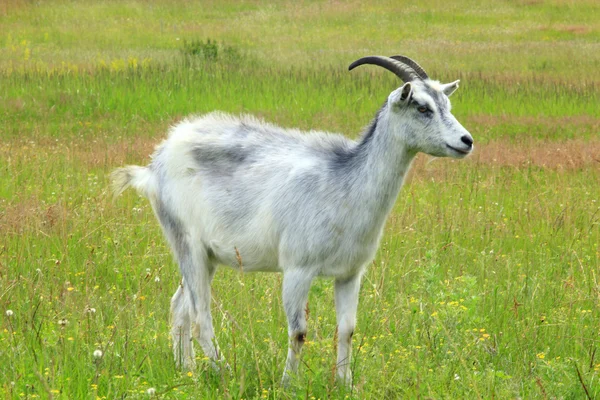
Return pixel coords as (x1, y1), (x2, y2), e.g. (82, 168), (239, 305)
(417, 105), (429, 113)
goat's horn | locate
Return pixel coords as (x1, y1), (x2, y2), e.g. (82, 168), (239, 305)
(389, 55), (429, 80)
(348, 55), (421, 82)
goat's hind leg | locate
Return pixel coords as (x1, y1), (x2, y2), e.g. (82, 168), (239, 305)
(156, 202), (225, 370)
(171, 282), (195, 369)
(187, 246), (227, 370)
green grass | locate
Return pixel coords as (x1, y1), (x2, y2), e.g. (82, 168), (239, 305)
(2, 64), (598, 143)
(2, 0), (600, 78)
(1, 0), (599, 399)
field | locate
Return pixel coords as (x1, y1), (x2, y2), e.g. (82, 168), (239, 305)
(1, 0), (599, 398)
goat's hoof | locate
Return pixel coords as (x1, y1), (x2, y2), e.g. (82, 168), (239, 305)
(281, 371), (296, 389)
(335, 373), (354, 390)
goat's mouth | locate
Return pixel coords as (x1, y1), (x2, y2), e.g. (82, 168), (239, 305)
(446, 144), (471, 156)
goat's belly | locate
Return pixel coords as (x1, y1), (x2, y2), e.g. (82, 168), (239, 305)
(278, 236), (378, 279)
(318, 247), (377, 278)
(209, 240), (280, 272)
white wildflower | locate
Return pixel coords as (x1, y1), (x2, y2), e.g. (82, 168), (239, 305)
(6, 310), (13, 317)
(93, 349), (103, 359)
(154, 276), (160, 283)
(147, 387), (156, 395)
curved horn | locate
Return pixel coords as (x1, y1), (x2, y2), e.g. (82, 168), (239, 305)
(390, 55), (429, 80)
(348, 55), (421, 82)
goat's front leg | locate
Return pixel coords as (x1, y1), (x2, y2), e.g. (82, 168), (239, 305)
(281, 269), (314, 386)
(334, 274), (362, 387)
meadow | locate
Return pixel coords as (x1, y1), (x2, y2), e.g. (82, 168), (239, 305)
(1, 0), (599, 398)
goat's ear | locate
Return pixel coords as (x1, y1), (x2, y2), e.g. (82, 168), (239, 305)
(400, 82), (413, 102)
(390, 82), (413, 109)
(441, 80), (460, 97)
(391, 82), (413, 107)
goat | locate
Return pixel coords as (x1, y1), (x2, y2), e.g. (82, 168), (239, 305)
(111, 55), (474, 386)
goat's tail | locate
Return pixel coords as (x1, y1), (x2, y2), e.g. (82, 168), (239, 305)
(111, 166), (157, 200)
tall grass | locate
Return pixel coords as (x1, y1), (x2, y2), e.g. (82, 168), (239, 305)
(2, 60), (598, 143)
(1, 0), (599, 398)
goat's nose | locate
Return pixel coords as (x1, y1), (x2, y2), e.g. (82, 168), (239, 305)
(461, 135), (474, 148)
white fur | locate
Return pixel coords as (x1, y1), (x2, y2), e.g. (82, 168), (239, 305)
(112, 68), (473, 386)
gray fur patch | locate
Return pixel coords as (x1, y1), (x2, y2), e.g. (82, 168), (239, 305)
(423, 85), (448, 114)
(156, 202), (186, 253)
(328, 104), (386, 172)
(193, 144), (250, 170)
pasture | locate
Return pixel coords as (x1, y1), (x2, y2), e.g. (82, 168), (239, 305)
(1, 0), (599, 398)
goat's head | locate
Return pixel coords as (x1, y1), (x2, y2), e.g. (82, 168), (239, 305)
(349, 55), (474, 158)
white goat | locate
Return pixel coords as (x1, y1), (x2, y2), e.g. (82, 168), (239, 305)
(112, 55), (474, 386)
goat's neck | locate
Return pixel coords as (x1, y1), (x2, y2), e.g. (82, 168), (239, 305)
(350, 113), (416, 229)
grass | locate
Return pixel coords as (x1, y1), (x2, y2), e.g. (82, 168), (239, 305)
(1, 0), (599, 398)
